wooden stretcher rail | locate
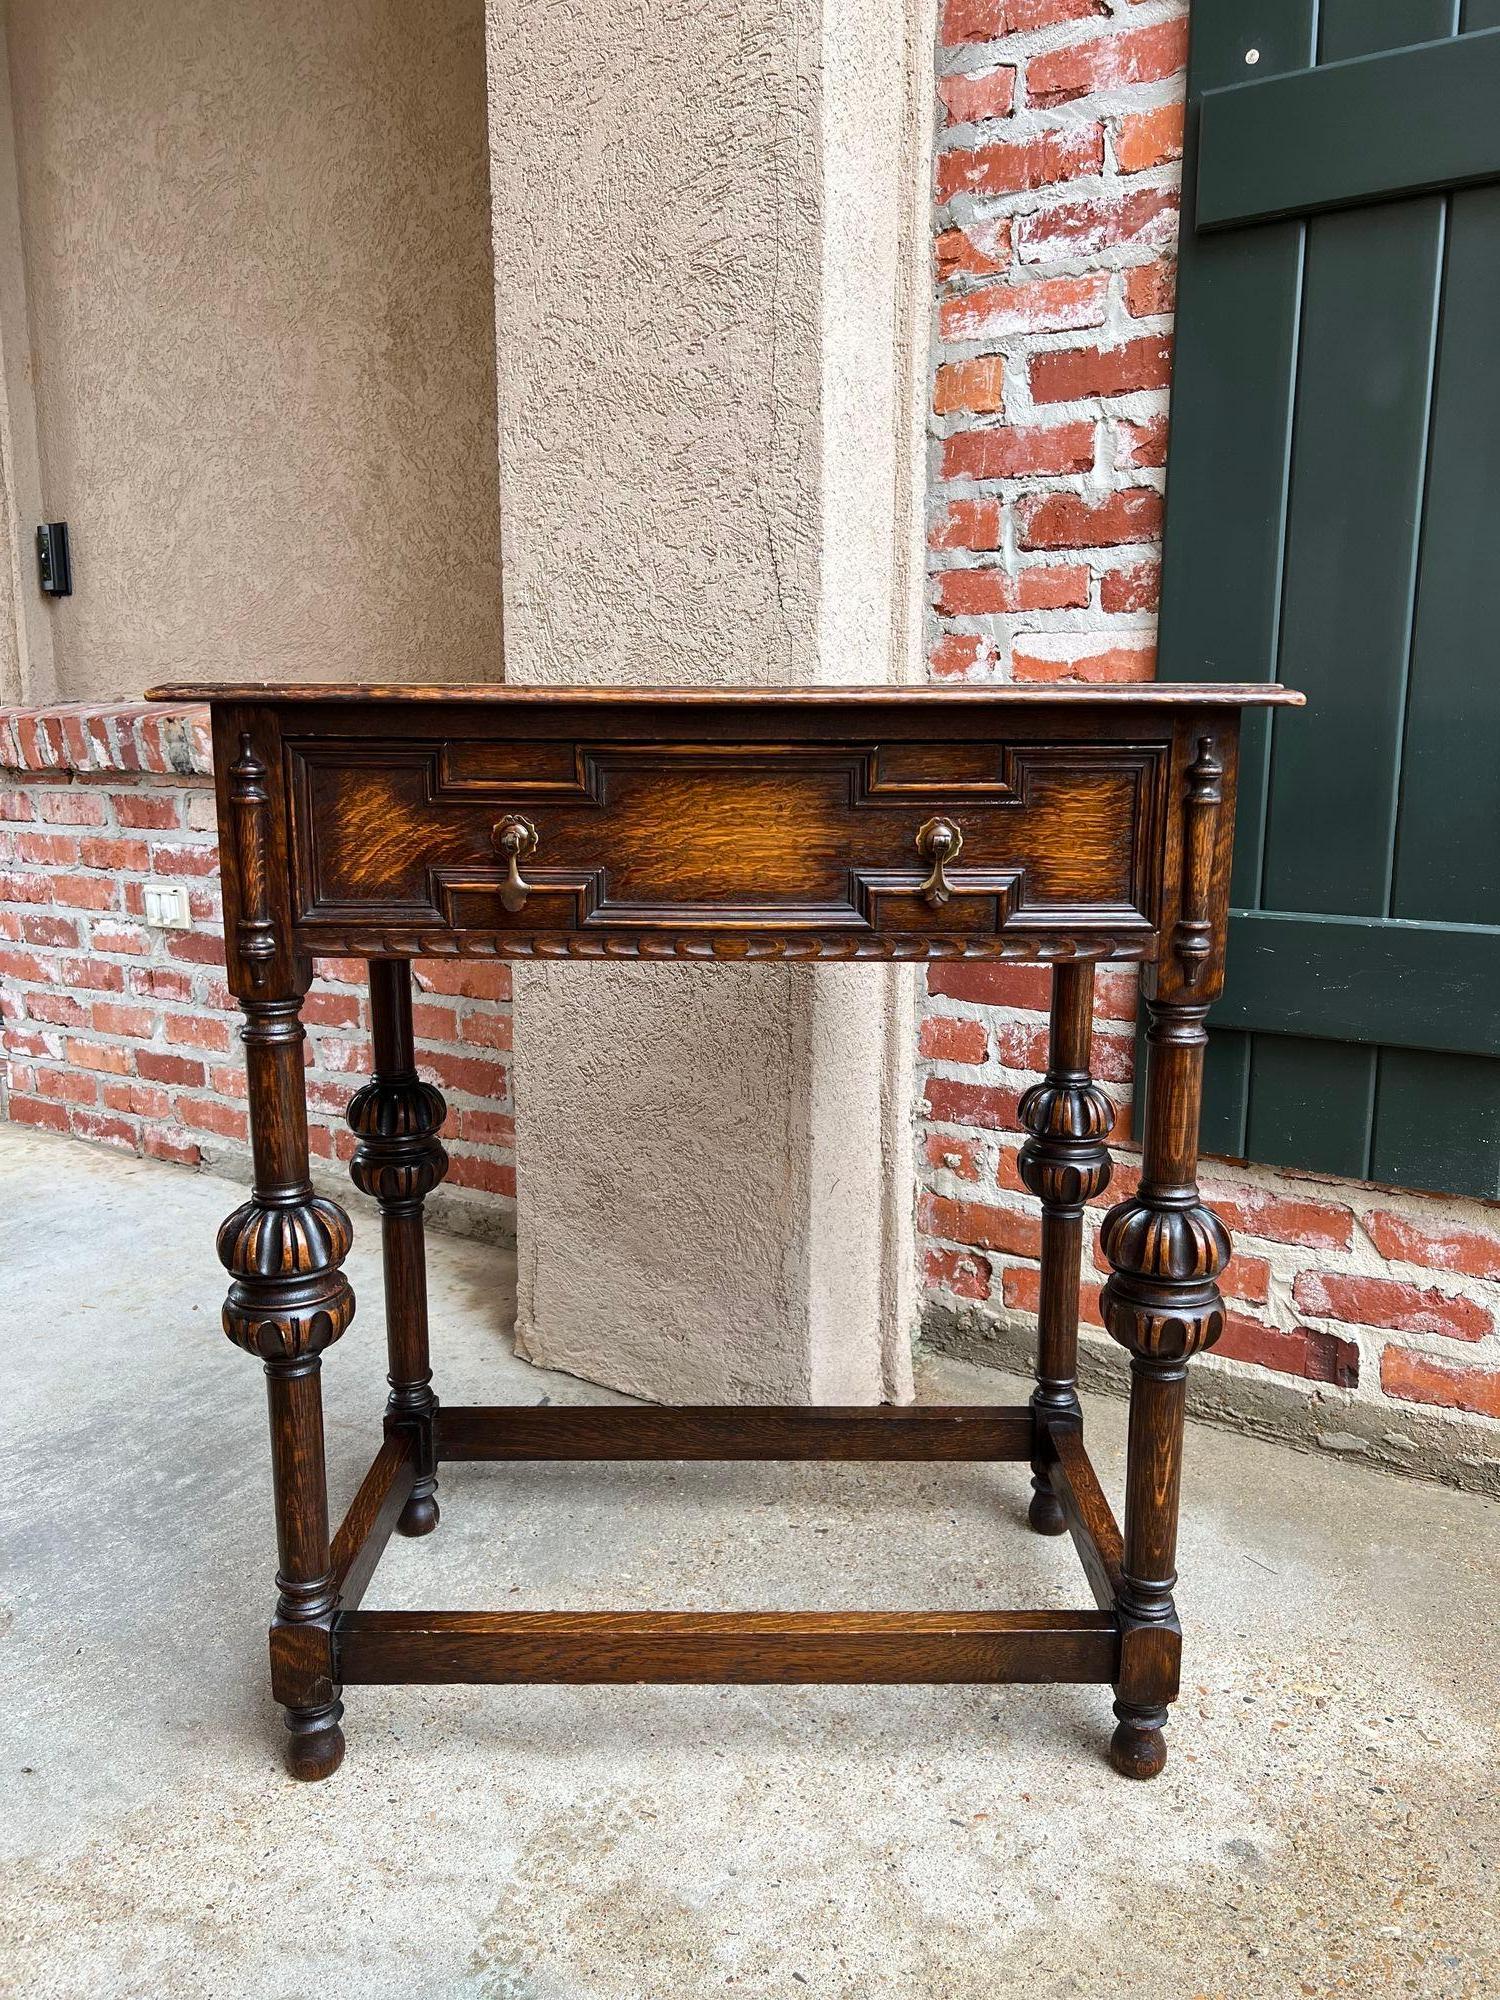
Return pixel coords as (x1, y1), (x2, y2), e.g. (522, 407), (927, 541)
(436, 1404), (1035, 1462)
(1042, 1420), (1126, 1616)
(335, 1608), (1120, 1686)
(330, 1430), (416, 1613)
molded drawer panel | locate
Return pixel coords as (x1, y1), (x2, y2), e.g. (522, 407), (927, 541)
(288, 735), (1169, 951)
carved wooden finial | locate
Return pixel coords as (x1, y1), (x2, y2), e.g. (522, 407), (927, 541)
(228, 732), (277, 990)
(1172, 736), (1225, 987)
(228, 730), (266, 789)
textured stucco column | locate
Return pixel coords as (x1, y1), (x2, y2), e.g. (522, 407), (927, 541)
(485, 0), (934, 1402)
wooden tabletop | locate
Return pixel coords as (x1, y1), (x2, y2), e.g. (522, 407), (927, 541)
(148, 681), (1306, 708)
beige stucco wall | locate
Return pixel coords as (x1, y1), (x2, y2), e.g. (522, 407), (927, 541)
(486, 0), (819, 686)
(488, 0), (934, 1403)
(1, 0), (502, 702)
(0, 28), (50, 707)
(487, 0), (932, 694)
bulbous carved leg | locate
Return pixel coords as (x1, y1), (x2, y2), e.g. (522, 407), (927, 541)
(1109, 1709), (1170, 1782)
(1018, 963), (1113, 1535)
(283, 1699), (347, 1782)
(221, 993), (355, 1780)
(1100, 996), (1229, 1780)
(348, 959), (449, 1538)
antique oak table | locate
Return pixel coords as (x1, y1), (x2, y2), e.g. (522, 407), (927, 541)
(149, 679), (1302, 1783)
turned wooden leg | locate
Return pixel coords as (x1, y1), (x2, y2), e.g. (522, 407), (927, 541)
(348, 958), (449, 1537)
(220, 989), (356, 1781)
(1018, 963), (1113, 1534)
(1099, 995), (1229, 1780)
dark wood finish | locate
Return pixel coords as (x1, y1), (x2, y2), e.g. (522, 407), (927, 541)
(1019, 963), (1114, 1533)
(157, 681), (1296, 967)
(348, 958), (449, 1535)
(214, 731), (356, 1781)
(152, 681), (1304, 707)
(291, 736), (1168, 955)
(1040, 1418), (1125, 1615)
(336, 1609), (1119, 1687)
(1098, 725), (1237, 1780)
(330, 1431), (416, 1614)
(171, 681), (1293, 1784)
(436, 1404), (1034, 1462)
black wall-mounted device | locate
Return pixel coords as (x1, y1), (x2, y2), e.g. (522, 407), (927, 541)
(36, 521), (71, 597)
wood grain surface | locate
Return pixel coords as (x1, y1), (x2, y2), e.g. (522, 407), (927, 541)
(437, 1404), (1035, 1461)
(1042, 1420), (1127, 1615)
(335, 1608), (1121, 1686)
(151, 681), (1305, 707)
(330, 1431), (414, 1613)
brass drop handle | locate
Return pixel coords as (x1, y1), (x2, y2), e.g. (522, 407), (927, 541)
(492, 815), (540, 913)
(916, 815), (964, 908)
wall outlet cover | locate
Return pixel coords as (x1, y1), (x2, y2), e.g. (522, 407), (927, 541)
(143, 884), (191, 930)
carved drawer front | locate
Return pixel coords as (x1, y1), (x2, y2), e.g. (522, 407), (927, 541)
(289, 737), (1166, 944)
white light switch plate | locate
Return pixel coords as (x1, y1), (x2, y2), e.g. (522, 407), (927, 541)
(143, 884), (191, 930)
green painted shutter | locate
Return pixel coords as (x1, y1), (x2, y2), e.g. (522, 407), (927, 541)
(1156, 0), (1500, 1199)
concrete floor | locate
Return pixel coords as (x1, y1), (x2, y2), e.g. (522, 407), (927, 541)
(2, 1124), (1498, 1999)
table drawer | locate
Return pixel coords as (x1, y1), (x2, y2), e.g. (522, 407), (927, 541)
(288, 735), (1167, 949)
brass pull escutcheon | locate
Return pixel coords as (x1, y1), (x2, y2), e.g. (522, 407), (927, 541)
(493, 815), (540, 913)
(916, 816), (964, 908)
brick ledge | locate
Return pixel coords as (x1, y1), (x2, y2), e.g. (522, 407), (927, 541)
(0, 702), (212, 778)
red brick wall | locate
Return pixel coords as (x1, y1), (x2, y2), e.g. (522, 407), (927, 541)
(920, 0), (1500, 1449)
(0, 704), (515, 1234)
(931, 0), (1184, 687)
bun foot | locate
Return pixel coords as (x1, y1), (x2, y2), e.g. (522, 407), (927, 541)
(1027, 1480), (1068, 1536)
(397, 1487), (440, 1537)
(1109, 1711), (1168, 1781)
(284, 1702), (345, 1782)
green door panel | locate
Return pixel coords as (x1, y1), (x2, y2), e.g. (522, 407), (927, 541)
(1154, 0), (1316, 917)
(1157, 0), (1500, 1199)
(1245, 1039), (1376, 1184)
(1389, 185), (1500, 924)
(1338, 0), (1459, 49)
(1371, 1053), (1500, 1199)
(1261, 196), (1443, 915)
(1213, 915), (1500, 1056)
(1197, 27), (1500, 230)
(1198, 1029), (1252, 1160)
